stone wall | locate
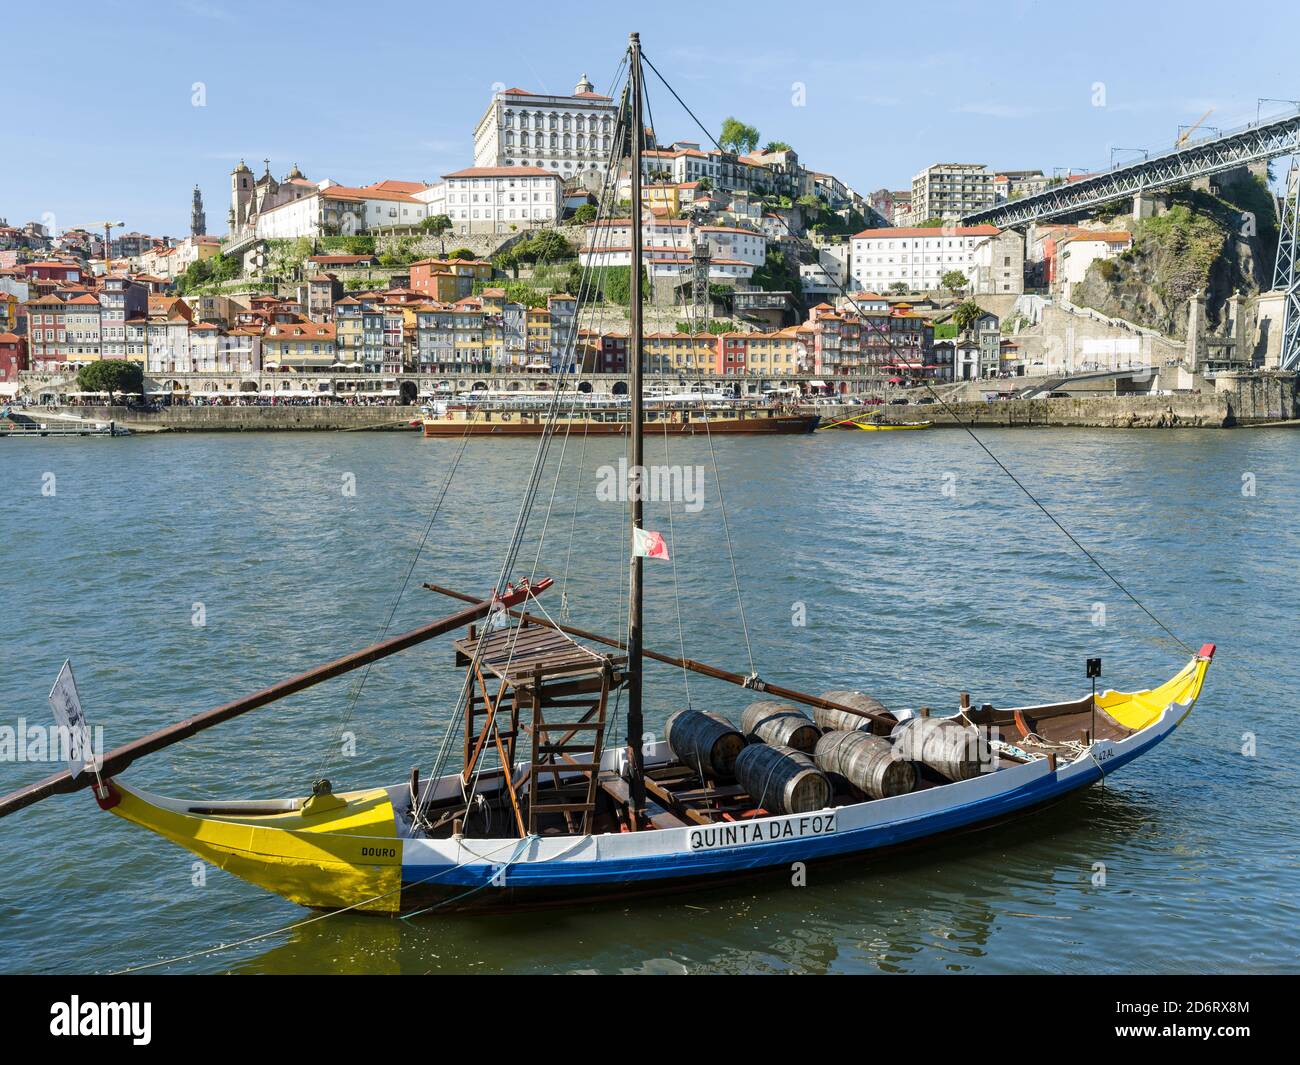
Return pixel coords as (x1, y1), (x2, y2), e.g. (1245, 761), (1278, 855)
(70, 405), (418, 433)
(1014, 302), (1187, 372)
(1213, 371), (1300, 422)
(872, 393), (1233, 428)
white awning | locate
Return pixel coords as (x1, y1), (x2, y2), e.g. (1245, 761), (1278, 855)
(808, 379), (827, 387)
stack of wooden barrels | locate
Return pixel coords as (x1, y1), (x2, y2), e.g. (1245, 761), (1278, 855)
(665, 689), (988, 817)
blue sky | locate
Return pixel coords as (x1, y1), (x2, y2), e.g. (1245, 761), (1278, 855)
(4, 0), (1297, 236)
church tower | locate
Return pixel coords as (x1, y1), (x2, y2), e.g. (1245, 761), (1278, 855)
(574, 72), (594, 95)
(230, 159), (253, 231)
(191, 185), (207, 237)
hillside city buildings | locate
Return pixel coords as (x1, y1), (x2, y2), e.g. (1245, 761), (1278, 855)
(3, 65), (1112, 401)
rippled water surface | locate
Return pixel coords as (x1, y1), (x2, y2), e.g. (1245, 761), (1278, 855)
(0, 426), (1296, 973)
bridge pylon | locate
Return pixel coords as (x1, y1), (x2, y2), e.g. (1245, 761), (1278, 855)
(1275, 159), (1300, 371)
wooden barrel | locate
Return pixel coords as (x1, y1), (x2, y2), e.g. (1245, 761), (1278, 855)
(665, 709), (745, 779)
(814, 730), (917, 799)
(740, 701), (821, 752)
(734, 743), (831, 815)
(816, 690), (896, 736)
(891, 717), (990, 781)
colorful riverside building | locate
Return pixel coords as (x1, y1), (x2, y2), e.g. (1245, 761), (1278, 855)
(0, 332), (28, 391)
(409, 258), (493, 302)
(27, 294), (68, 370)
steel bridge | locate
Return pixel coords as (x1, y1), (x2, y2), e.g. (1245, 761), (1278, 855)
(1274, 162), (1300, 370)
(961, 107), (1300, 229)
(961, 106), (1300, 372)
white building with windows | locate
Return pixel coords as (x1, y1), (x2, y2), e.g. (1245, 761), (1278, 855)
(578, 217), (761, 284)
(253, 181), (429, 240)
(473, 75), (618, 178)
(417, 167), (564, 235)
(849, 225), (1001, 292)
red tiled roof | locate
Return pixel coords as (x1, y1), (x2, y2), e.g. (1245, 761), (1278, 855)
(320, 185), (420, 203)
(364, 179), (428, 194)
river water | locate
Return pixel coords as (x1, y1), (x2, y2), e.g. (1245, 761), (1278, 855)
(0, 426), (1296, 974)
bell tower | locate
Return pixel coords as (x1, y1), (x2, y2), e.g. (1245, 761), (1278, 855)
(230, 159), (253, 230)
(191, 186), (207, 237)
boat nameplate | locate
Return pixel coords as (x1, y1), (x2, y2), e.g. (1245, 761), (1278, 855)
(686, 811), (837, 851)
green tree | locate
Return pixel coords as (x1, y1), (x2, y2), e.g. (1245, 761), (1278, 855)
(78, 359), (143, 398)
(940, 270), (969, 296)
(953, 299), (984, 333)
(762, 141), (792, 153)
(602, 265), (649, 306)
(751, 248), (802, 296)
(418, 214), (451, 235)
(446, 247), (476, 260)
(495, 249), (519, 278)
(719, 117), (760, 155)
(519, 229), (573, 264)
(888, 281), (910, 295)
(573, 203), (597, 224)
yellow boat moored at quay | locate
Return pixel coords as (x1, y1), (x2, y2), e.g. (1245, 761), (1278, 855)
(819, 411), (934, 432)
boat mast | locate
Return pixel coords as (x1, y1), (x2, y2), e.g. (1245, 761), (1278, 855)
(626, 30), (646, 820)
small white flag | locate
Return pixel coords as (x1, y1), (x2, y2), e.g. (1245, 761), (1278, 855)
(632, 527), (670, 561)
(48, 660), (94, 778)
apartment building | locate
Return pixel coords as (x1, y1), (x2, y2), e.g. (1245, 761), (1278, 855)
(417, 166), (564, 235)
(849, 225), (1002, 292)
(910, 163), (996, 221)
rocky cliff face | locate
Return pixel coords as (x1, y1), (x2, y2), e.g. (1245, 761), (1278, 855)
(1070, 170), (1278, 339)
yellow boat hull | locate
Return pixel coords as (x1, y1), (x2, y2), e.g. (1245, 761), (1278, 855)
(853, 420), (932, 431)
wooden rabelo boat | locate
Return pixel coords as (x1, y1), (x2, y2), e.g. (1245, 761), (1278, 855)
(0, 34), (1213, 920)
(820, 411), (933, 431)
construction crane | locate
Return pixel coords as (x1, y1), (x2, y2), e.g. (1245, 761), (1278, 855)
(81, 220), (124, 277)
(1177, 109), (1214, 147)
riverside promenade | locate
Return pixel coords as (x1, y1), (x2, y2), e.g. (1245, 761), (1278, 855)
(14, 377), (1297, 434)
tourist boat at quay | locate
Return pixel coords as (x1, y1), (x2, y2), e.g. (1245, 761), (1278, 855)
(420, 394), (819, 436)
(0, 32), (1213, 921)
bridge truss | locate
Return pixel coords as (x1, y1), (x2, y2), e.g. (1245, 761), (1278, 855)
(962, 108), (1300, 373)
(1274, 161), (1300, 371)
(962, 108), (1300, 230)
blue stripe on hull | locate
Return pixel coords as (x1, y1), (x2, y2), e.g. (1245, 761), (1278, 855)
(402, 724), (1168, 892)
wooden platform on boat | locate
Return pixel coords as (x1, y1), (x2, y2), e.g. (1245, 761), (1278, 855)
(454, 623), (626, 689)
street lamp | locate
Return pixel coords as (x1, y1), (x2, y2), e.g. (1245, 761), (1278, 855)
(1110, 147), (1148, 168)
(1256, 98), (1300, 125)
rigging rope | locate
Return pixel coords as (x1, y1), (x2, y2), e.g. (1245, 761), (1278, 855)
(640, 49), (1196, 662)
(417, 51), (635, 826)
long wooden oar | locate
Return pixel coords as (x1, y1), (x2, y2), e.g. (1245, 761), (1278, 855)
(422, 582), (895, 729)
(818, 409), (880, 431)
(0, 582), (548, 820)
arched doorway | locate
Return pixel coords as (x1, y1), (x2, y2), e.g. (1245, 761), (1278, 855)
(611, 381), (628, 395)
(577, 381), (593, 393)
(399, 380), (418, 405)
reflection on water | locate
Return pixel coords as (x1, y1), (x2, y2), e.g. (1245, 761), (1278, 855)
(0, 428), (1297, 974)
